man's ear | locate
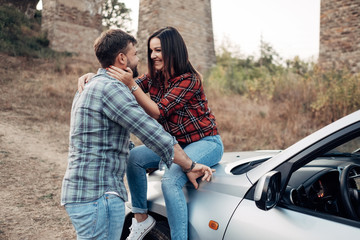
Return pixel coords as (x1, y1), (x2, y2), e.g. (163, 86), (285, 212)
(116, 53), (127, 66)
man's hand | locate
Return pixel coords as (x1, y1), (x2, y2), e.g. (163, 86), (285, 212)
(172, 144), (215, 189)
(78, 73), (95, 93)
(186, 163), (215, 189)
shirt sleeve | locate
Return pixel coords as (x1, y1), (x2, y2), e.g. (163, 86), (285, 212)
(158, 74), (201, 119)
(102, 81), (176, 168)
(135, 74), (150, 93)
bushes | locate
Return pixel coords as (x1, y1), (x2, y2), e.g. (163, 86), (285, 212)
(310, 70), (360, 123)
(206, 42), (360, 125)
(205, 45), (360, 150)
(0, 5), (68, 58)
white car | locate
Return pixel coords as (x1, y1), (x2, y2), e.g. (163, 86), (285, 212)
(121, 110), (360, 239)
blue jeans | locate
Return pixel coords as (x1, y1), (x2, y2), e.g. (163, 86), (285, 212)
(127, 135), (224, 240)
(65, 194), (125, 240)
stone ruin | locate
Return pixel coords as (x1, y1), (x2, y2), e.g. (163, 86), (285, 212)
(41, 0), (103, 62)
(6, 0), (358, 73)
(319, 0), (360, 73)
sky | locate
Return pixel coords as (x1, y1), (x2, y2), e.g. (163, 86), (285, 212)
(37, 0), (321, 61)
(121, 0), (321, 61)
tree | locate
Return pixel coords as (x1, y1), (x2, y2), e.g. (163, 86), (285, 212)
(102, 0), (131, 30)
(0, 0), (39, 18)
(257, 36), (282, 73)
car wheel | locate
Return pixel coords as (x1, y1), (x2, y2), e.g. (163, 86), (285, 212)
(143, 220), (171, 240)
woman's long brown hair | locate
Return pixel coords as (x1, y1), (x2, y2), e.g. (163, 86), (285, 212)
(147, 26), (202, 83)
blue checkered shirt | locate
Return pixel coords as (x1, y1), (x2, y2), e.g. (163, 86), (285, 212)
(61, 69), (176, 205)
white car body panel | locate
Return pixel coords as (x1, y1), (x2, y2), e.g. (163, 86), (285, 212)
(225, 199), (360, 239)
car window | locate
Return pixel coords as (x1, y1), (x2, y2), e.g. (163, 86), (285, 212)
(282, 135), (360, 221)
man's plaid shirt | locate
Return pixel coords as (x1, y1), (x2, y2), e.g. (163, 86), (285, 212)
(61, 69), (176, 205)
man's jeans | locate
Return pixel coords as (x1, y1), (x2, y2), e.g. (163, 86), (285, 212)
(127, 135), (224, 240)
(65, 194), (125, 240)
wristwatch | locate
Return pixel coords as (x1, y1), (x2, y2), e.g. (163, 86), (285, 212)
(184, 161), (196, 173)
(130, 85), (138, 93)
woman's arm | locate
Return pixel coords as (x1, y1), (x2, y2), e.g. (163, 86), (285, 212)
(107, 66), (161, 119)
(156, 74), (201, 118)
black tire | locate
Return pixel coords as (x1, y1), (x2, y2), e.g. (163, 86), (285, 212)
(120, 214), (133, 240)
(143, 220), (171, 240)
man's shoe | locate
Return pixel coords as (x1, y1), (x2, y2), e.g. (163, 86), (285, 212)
(126, 215), (156, 240)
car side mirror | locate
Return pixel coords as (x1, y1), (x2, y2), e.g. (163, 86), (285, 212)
(254, 171), (281, 211)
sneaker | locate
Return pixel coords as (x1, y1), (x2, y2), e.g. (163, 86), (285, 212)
(126, 215), (156, 240)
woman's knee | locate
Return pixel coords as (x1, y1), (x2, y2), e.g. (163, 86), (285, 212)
(127, 145), (161, 169)
(161, 174), (177, 190)
(161, 168), (188, 193)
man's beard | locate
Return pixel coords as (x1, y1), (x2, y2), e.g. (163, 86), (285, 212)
(127, 60), (139, 78)
(131, 66), (139, 78)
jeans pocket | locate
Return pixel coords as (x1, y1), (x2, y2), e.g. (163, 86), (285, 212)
(65, 200), (99, 238)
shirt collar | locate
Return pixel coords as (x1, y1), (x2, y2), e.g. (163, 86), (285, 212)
(97, 68), (107, 74)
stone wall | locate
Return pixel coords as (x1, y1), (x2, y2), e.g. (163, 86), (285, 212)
(136, 0), (216, 74)
(41, 0), (103, 62)
(319, 0), (360, 73)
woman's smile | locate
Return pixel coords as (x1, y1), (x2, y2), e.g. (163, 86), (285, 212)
(150, 37), (164, 71)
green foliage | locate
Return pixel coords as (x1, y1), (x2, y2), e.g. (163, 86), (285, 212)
(310, 70), (360, 122)
(0, 5), (70, 58)
(102, 0), (131, 30)
(257, 37), (283, 73)
(207, 39), (360, 121)
(207, 40), (284, 98)
(0, 2), (133, 58)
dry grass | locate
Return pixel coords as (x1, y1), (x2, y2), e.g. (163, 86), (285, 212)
(0, 54), (96, 124)
(0, 52), (337, 152)
(206, 88), (319, 151)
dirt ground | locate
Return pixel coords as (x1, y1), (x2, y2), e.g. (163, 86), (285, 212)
(0, 54), (82, 239)
(0, 110), (76, 239)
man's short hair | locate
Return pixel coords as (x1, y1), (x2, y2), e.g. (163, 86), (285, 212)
(94, 29), (137, 68)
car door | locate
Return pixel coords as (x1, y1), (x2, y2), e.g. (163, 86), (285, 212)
(224, 198), (360, 239)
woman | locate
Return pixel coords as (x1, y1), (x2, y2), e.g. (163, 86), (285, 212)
(79, 26), (223, 240)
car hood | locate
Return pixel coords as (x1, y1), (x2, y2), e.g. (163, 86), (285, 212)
(146, 150), (281, 200)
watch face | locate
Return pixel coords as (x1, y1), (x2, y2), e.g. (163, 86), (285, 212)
(131, 85), (138, 93)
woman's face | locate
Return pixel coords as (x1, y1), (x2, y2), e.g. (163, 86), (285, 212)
(149, 37), (164, 71)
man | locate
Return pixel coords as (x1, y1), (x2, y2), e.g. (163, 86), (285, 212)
(61, 29), (214, 239)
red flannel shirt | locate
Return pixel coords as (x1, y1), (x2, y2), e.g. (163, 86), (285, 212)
(136, 72), (218, 144)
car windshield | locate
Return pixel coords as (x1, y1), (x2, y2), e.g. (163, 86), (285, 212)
(323, 135), (360, 157)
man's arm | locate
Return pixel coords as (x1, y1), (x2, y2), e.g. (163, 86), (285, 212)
(102, 81), (214, 189)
